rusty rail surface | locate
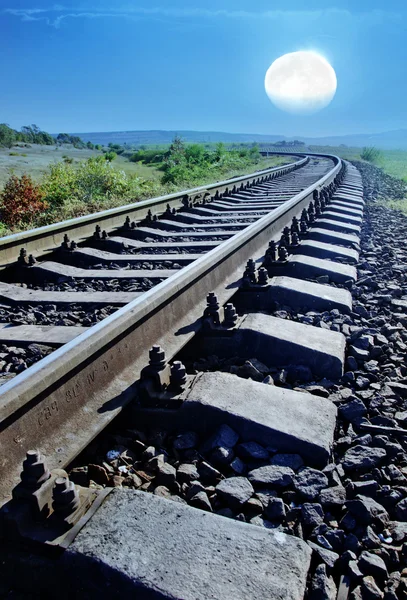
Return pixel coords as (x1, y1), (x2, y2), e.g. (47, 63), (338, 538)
(0, 153), (341, 504)
(0, 155), (307, 269)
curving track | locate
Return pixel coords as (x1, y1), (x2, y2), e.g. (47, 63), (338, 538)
(0, 152), (369, 599)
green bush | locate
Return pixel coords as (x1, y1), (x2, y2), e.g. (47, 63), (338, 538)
(130, 149), (165, 164)
(0, 139), (279, 233)
(104, 151), (117, 162)
(74, 156), (127, 200)
(160, 138), (264, 185)
(41, 156), (130, 209)
(0, 222), (10, 236)
(360, 147), (381, 163)
(41, 161), (77, 208)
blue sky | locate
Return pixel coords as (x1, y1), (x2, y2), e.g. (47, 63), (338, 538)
(1, 0), (406, 136)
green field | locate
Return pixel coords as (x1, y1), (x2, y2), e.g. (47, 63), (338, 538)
(310, 145), (407, 182)
(0, 143), (165, 186)
(0, 143), (295, 235)
(310, 144), (407, 213)
(2, 142), (406, 187)
(0, 144), (292, 188)
(2, 138), (405, 231)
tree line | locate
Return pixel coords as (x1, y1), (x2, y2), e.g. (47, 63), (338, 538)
(0, 123), (95, 149)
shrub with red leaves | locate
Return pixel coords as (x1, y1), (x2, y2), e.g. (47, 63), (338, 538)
(0, 174), (47, 227)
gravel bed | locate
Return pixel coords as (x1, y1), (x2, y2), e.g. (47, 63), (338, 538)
(70, 164), (407, 599)
(142, 236), (228, 243)
(125, 247), (207, 255)
(23, 278), (163, 293)
(0, 303), (118, 327)
(0, 303), (119, 380)
(0, 343), (53, 384)
(85, 261), (183, 270)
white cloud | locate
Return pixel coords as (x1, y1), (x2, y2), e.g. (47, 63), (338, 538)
(2, 6), (402, 28)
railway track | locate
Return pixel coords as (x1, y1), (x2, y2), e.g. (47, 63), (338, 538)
(0, 152), (379, 599)
(0, 155), (311, 363)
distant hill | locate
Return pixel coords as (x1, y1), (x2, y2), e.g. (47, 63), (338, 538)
(69, 130), (285, 146)
(301, 129), (407, 150)
(70, 128), (407, 150)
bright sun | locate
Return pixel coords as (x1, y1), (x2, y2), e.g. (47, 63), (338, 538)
(264, 51), (337, 115)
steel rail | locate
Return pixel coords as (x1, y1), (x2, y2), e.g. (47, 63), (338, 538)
(0, 153), (341, 504)
(0, 155), (307, 269)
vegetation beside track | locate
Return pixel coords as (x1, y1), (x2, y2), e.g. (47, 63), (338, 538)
(310, 145), (407, 181)
(350, 158), (407, 214)
(0, 137), (292, 236)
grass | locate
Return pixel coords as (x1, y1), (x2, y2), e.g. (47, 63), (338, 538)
(310, 145), (407, 181)
(310, 144), (407, 214)
(0, 145), (295, 236)
(375, 150), (407, 181)
(0, 143), (102, 186)
(117, 153), (293, 183)
(0, 144), (291, 188)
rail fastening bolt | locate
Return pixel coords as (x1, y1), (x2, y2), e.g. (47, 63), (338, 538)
(278, 245), (289, 262)
(244, 259), (257, 284)
(20, 450), (51, 491)
(205, 292), (221, 325)
(170, 361), (187, 390)
(266, 241), (277, 262)
(291, 217), (300, 235)
(206, 291), (220, 311)
(224, 303), (238, 327)
(291, 232), (300, 246)
(257, 267), (269, 285)
(149, 345), (167, 371)
(301, 208), (309, 225)
(18, 248), (29, 265)
(52, 477), (80, 517)
(283, 227), (291, 247)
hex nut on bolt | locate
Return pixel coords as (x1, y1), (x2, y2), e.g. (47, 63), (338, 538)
(20, 450), (51, 491)
(205, 292), (221, 325)
(224, 303), (238, 328)
(170, 361), (187, 390)
(149, 345), (167, 371)
(52, 477), (80, 517)
(257, 267), (269, 286)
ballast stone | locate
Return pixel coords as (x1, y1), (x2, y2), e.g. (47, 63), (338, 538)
(182, 372), (337, 467)
(64, 489), (312, 600)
